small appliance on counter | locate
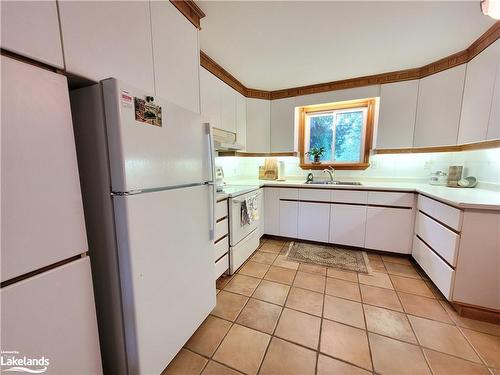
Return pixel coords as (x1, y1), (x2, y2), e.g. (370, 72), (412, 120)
(277, 161), (286, 181)
(429, 171), (447, 186)
(447, 165), (463, 187)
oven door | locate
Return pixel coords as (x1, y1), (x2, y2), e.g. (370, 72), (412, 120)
(229, 189), (261, 246)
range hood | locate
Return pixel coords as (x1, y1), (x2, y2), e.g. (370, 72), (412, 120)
(212, 127), (243, 151)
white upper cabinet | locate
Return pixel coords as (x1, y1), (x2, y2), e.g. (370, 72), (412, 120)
(236, 93), (247, 149)
(487, 42), (500, 140)
(151, 1), (200, 113)
(200, 68), (222, 129)
(220, 83), (237, 133)
(0, 0), (64, 68)
(458, 40), (500, 144)
(271, 97), (297, 152)
(199, 68), (238, 133)
(246, 98), (271, 152)
(58, 1), (155, 93)
(414, 65), (466, 147)
(377, 80), (419, 148)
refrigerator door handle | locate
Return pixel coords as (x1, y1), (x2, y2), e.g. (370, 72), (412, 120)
(206, 122), (216, 240)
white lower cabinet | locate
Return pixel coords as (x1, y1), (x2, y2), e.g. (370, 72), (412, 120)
(330, 204), (367, 248)
(264, 188), (280, 236)
(279, 200), (298, 238)
(298, 202), (330, 242)
(365, 207), (414, 253)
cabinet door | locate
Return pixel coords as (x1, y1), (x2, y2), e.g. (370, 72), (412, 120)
(1, 56), (87, 282)
(365, 207), (414, 254)
(220, 83), (237, 132)
(487, 41), (500, 140)
(200, 68), (222, 129)
(58, 1), (154, 93)
(264, 188), (280, 235)
(1, 258), (102, 374)
(246, 98), (271, 152)
(377, 81), (419, 148)
(151, 1), (200, 113)
(258, 189), (265, 237)
(414, 65), (466, 147)
(271, 97), (296, 152)
(279, 201), (298, 238)
(1, 0), (63, 68)
(236, 92), (247, 149)
(329, 204), (367, 248)
(298, 202), (330, 242)
(458, 40), (500, 144)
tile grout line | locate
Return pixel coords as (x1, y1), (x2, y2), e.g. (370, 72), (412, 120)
(357, 273), (375, 373)
(456, 325), (491, 368)
(393, 280), (435, 375)
(255, 241), (292, 375)
(315, 281), (327, 375)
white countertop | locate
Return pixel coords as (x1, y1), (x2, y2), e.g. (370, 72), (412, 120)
(223, 178), (500, 210)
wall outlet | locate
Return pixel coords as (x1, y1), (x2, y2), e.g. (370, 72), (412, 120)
(423, 161), (431, 170)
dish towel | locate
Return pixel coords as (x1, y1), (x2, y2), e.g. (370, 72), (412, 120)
(246, 196), (259, 222)
(240, 200), (250, 226)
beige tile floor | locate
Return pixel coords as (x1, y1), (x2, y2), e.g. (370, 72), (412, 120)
(164, 238), (500, 375)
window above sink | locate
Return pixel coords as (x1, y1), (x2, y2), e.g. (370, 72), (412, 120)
(298, 98), (377, 170)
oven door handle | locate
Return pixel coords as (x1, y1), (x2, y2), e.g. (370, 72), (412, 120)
(232, 193), (261, 204)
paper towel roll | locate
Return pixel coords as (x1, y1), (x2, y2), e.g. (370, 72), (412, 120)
(277, 161), (285, 181)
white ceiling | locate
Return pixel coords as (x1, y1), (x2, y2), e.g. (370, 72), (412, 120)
(198, 1), (495, 91)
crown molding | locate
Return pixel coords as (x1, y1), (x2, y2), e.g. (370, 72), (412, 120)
(200, 21), (500, 100)
(170, 0), (205, 30)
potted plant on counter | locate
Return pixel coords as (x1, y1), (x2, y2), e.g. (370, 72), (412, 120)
(306, 146), (325, 164)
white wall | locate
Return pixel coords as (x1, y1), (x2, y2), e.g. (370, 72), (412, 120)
(216, 148), (500, 185)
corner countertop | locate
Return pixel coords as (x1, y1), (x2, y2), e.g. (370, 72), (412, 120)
(223, 178), (500, 210)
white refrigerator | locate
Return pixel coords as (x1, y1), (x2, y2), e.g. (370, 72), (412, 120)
(1, 56), (103, 373)
(70, 79), (216, 374)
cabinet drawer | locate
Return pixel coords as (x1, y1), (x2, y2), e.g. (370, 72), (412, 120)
(412, 236), (455, 300)
(418, 195), (463, 231)
(215, 254), (229, 280)
(229, 229), (260, 274)
(299, 188), (331, 202)
(215, 218), (228, 241)
(331, 190), (367, 204)
(368, 191), (415, 208)
(415, 212), (460, 267)
(214, 236), (229, 261)
(280, 188), (299, 200)
(215, 199), (228, 221)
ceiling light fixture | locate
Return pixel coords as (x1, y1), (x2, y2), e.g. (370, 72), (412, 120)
(481, 0), (500, 20)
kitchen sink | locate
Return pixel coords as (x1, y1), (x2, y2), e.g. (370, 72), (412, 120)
(304, 181), (362, 186)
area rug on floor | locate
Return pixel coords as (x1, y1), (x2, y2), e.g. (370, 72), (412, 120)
(286, 242), (372, 274)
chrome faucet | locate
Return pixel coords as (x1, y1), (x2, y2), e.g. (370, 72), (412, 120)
(323, 167), (335, 183)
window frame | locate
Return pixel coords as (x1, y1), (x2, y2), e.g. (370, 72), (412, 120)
(298, 98), (376, 170)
